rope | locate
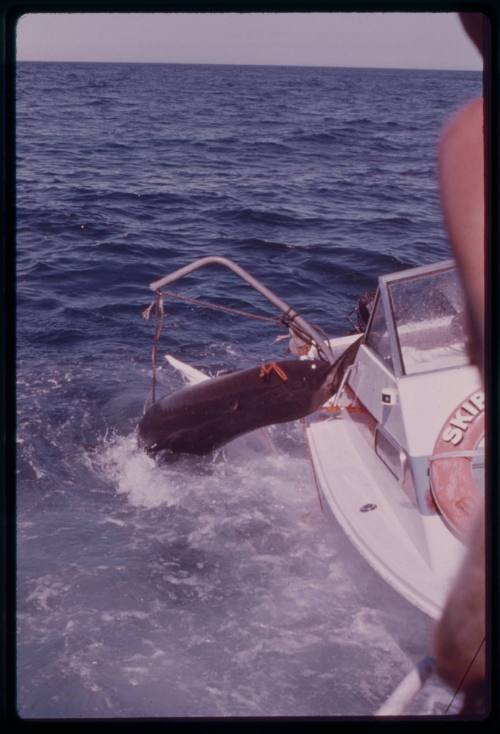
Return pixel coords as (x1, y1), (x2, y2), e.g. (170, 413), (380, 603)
(159, 287), (281, 325)
(444, 637), (486, 713)
(159, 288), (331, 360)
(320, 403), (364, 414)
(430, 449), (485, 461)
(259, 362), (288, 382)
(142, 290), (165, 406)
(142, 287), (325, 388)
(162, 288), (328, 357)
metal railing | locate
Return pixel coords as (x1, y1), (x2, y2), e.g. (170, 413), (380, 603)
(149, 256), (334, 363)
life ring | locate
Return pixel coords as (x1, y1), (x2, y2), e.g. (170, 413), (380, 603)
(429, 390), (485, 540)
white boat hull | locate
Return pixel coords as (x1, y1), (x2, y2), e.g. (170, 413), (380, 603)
(305, 411), (466, 619)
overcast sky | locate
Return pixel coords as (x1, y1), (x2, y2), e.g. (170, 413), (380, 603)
(16, 12), (483, 71)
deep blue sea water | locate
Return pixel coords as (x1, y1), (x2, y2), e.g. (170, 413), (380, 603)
(16, 61), (482, 718)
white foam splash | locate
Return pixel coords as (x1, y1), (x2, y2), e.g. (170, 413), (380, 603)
(92, 415), (311, 517)
(94, 432), (183, 509)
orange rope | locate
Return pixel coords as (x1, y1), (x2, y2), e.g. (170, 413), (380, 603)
(320, 403), (364, 414)
(259, 362), (288, 382)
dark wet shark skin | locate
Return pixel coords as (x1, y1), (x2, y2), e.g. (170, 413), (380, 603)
(138, 340), (361, 457)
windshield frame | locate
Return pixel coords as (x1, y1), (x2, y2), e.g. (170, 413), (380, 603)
(363, 287), (403, 376)
(378, 259), (468, 377)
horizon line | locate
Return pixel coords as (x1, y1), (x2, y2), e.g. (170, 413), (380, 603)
(16, 59), (482, 73)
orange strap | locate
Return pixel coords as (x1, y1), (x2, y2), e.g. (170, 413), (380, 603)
(259, 362), (288, 382)
(321, 404), (364, 414)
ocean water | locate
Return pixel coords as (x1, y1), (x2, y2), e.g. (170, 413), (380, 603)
(16, 61), (482, 718)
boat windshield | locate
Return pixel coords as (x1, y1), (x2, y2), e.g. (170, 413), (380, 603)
(387, 267), (471, 375)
